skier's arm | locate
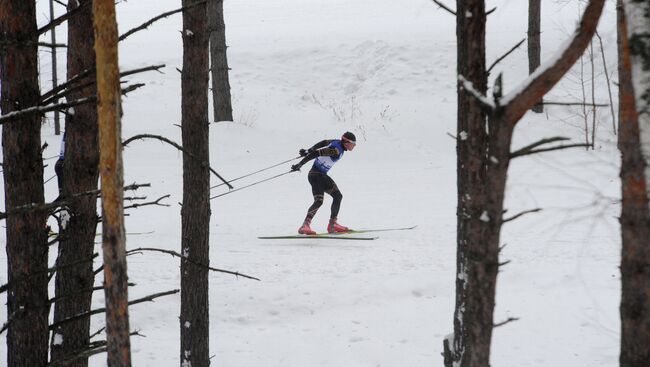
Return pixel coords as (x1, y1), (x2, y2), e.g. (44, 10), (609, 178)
(292, 141), (339, 171)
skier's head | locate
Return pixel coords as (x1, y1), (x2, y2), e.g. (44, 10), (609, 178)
(342, 131), (356, 151)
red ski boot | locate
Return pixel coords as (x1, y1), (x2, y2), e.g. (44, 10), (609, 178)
(298, 220), (317, 235)
(327, 218), (350, 233)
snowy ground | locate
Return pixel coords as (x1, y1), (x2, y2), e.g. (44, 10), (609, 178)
(1, 0), (622, 366)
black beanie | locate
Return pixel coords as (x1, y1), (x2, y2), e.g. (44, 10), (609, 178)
(342, 131), (356, 143)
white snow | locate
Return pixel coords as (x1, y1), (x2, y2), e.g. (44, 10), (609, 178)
(52, 333), (63, 346)
(479, 211), (490, 223)
(0, 1), (622, 366)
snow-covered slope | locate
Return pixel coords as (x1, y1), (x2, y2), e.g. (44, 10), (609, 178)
(1, 0), (621, 365)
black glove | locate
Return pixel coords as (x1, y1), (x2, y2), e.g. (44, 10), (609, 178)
(299, 148), (308, 157)
(291, 164), (301, 172)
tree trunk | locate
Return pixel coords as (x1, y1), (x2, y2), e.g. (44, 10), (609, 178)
(208, 0), (233, 122)
(618, 1), (650, 366)
(445, 1), (605, 366)
(50, 1), (99, 366)
(93, 0), (131, 365)
(448, 0), (490, 365)
(0, 2), (49, 366)
(181, 1), (212, 366)
(528, 0), (543, 113)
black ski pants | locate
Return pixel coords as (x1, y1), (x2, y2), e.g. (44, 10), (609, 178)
(304, 169), (343, 222)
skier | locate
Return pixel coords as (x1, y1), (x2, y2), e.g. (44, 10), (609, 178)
(291, 131), (356, 235)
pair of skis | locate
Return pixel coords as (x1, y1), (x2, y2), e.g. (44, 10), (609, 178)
(258, 225), (417, 241)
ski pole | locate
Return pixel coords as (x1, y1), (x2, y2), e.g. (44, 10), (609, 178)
(210, 156), (301, 190)
(210, 170), (295, 200)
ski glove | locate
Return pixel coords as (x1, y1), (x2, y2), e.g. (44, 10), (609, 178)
(299, 148), (308, 157)
(291, 164), (302, 172)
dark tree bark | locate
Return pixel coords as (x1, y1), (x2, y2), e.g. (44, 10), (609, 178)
(93, 0), (132, 365)
(208, 0), (233, 122)
(0, 2), (49, 366)
(448, 0), (490, 365)
(528, 0), (543, 113)
(50, 1), (100, 366)
(180, 1), (212, 366)
(445, 1), (605, 366)
(618, 1), (650, 366)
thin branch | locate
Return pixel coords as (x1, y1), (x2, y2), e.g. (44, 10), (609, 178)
(595, 31), (616, 134)
(0, 183), (149, 221)
(38, 42), (67, 48)
(510, 136), (570, 158)
(127, 247), (261, 281)
(487, 38), (526, 74)
(124, 195), (170, 210)
(430, 0), (456, 15)
(48, 330), (142, 366)
(503, 208), (542, 223)
(122, 134), (233, 189)
(0, 308), (23, 335)
(49, 290), (180, 330)
(542, 101), (608, 107)
(493, 317), (520, 328)
(119, 1), (207, 41)
(49, 283), (136, 305)
(0, 254), (97, 295)
(498, 260), (511, 267)
(0, 97), (95, 125)
(89, 327), (106, 340)
(37, 1), (91, 35)
(41, 64), (164, 104)
(511, 144), (592, 158)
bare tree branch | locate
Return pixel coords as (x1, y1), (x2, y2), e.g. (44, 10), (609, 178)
(595, 30), (616, 134)
(124, 195), (170, 210)
(38, 42), (67, 48)
(493, 317), (519, 328)
(126, 247), (261, 281)
(122, 134), (233, 189)
(542, 101), (609, 107)
(0, 97), (95, 125)
(510, 136), (570, 158)
(0, 183), (150, 221)
(49, 290), (180, 330)
(119, 1), (207, 41)
(503, 208), (542, 223)
(511, 143), (592, 158)
(0, 254), (98, 294)
(37, 1), (91, 35)
(487, 38), (526, 74)
(0, 308), (23, 335)
(431, 0), (456, 15)
(41, 64), (164, 105)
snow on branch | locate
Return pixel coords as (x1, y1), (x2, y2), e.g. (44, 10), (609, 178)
(501, 0), (606, 124)
(458, 74), (495, 110)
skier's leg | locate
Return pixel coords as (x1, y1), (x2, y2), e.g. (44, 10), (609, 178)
(299, 172), (325, 234)
(324, 177), (349, 233)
